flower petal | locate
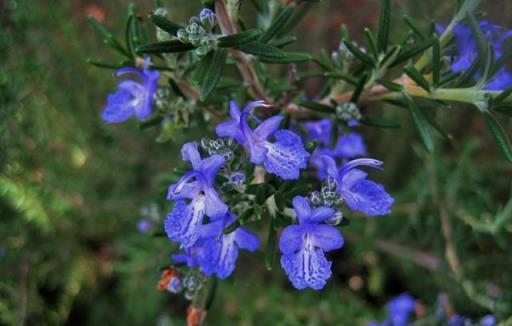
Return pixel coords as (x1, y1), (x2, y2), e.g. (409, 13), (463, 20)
(309, 206), (336, 223)
(280, 246), (332, 290)
(199, 234), (239, 279)
(204, 188), (228, 219)
(263, 130), (309, 180)
(292, 196), (311, 224)
(215, 120), (246, 144)
(304, 119), (332, 147)
(309, 224), (344, 252)
(164, 198), (206, 248)
(181, 143), (202, 169)
(101, 90), (135, 123)
(339, 170), (394, 216)
(279, 225), (305, 255)
(234, 227), (260, 252)
(229, 101), (241, 121)
(333, 132), (367, 159)
(254, 115), (284, 140)
(198, 154), (225, 185)
(167, 180), (199, 200)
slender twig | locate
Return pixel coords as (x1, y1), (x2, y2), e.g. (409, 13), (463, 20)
(215, 0), (271, 102)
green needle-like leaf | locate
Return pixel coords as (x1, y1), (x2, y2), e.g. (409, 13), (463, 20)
(136, 40), (195, 54)
(260, 5), (294, 43)
(149, 14), (182, 36)
(218, 29), (262, 47)
(236, 42), (286, 59)
(200, 49), (228, 101)
(377, 0), (391, 53)
(483, 112), (512, 162)
(404, 95), (434, 152)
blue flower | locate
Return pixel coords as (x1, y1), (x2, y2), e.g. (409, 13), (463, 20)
(304, 119), (332, 147)
(480, 315), (497, 326)
(441, 20), (512, 90)
(386, 293), (416, 326)
(216, 101), (310, 180)
(279, 196), (344, 290)
(165, 143), (228, 248)
(197, 212), (260, 279)
(137, 219), (153, 234)
(305, 119), (366, 179)
(367, 293), (416, 326)
(172, 241), (205, 267)
(448, 315), (472, 326)
(101, 57), (160, 123)
(332, 132), (367, 159)
(320, 156), (394, 216)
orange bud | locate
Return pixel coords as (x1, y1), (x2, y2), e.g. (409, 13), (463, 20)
(186, 305), (207, 326)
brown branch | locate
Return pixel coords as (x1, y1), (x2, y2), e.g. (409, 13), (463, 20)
(215, 0), (271, 102)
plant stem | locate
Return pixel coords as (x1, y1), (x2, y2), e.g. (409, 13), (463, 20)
(215, 0), (271, 102)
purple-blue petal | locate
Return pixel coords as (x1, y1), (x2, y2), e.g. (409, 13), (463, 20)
(234, 227), (260, 251)
(254, 115), (284, 140)
(263, 130), (309, 180)
(279, 225), (305, 255)
(333, 132), (367, 159)
(280, 246), (332, 290)
(292, 196), (312, 223)
(339, 169), (394, 216)
(164, 198), (205, 248)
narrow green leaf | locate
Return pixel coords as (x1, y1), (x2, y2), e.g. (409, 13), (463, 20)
(378, 79), (404, 92)
(136, 40), (195, 54)
(432, 36), (441, 87)
(467, 12), (488, 70)
(270, 35), (297, 48)
(324, 72), (357, 85)
(192, 51), (214, 85)
(297, 99), (335, 113)
(483, 112), (512, 162)
(404, 66), (431, 92)
(265, 218), (277, 271)
(200, 49), (228, 100)
(236, 42), (285, 59)
(149, 14), (182, 36)
(259, 52), (312, 64)
(403, 15), (425, 40)
(276, 2), (313, 37)
(260, 5), (294, 43)
(360, 116), (401, 128)
(494, 87), (512, 104)
(89, 16), (130, 57)
(351, 74), (369, 103)
(224, 220), (241, 234)
(364, 28), (379, 58)
(86, 59), (123, 70)
(343, 40), (375, 68)
(377, 0), (391, 52)
(404, 95), (434, 152)
(218, 29), (262, 47)
(392, 38), (434, 66)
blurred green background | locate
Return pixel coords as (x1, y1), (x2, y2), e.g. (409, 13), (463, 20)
(1, 0), (511, 325)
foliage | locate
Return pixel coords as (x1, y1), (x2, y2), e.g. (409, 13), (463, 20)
(1, 0), (511, 325)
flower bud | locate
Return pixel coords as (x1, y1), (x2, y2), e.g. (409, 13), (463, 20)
(199, 8), (216, 30)
(310, 191), (322, 206)
(167, 277), (183, 293)
(325, 210), (343, 225)
(336, 102), (362, 123)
